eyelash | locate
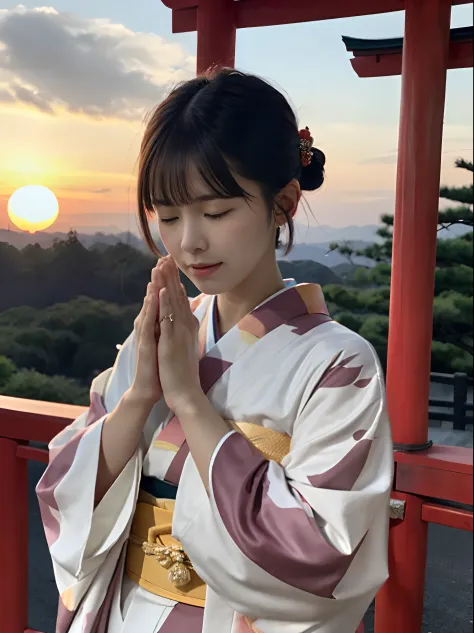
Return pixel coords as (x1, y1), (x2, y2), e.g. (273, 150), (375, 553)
(159, 210), (231, 224)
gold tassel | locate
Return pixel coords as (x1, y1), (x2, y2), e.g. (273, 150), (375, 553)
(141, 542), (193, 588)
(169, 562), (192, 588)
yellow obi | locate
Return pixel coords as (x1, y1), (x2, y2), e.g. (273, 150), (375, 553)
(125, 422), (291, 607)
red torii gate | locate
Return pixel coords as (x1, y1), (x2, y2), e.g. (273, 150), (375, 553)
(158, 0), (474, 631)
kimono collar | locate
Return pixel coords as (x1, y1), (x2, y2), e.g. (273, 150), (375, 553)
(195, 282), (330, 358)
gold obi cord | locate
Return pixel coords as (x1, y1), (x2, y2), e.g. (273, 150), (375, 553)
(125, 422), (291, 607)
(126, 491), (206, 607)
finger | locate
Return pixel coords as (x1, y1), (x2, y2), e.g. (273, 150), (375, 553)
(160, 259), (178, 316)
(159, 288), (174, 334)
(169, 258), (182, 296)
(151, 266), (159, 292)
(142, 293), (158, 343)
(155, 260), (165, 309)
(134, 296), (146, 334)
(163, 257), (180, 299)
(135, 283), (152, 336)
(164, 263), (181, 318)
(152, 258), (164, 294)
(177, 281), (189, 312)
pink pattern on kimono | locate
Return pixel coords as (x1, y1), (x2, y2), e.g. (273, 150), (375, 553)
(162, 355), (233, 484)
(232, 613), (264, 633)
(164, 442), (190, 485)
(156, 415), (186, 448)
(238, 288), (308, 338)
(37, 425), (91, 548)
(84, 391), (107, 426)
(37, 391), (108, 564)
(56, 599), (76, 633)
(307, 439), (373, 490)
(319, 353), (364, 388)
(295, 283), (329, 315)
(38, 498), (61, 547)
(211, 433), (365, 598)
(289, 312), (332, 335)
(159, 603), (204, 632)
(80, 546), (127, 633)
(199, 356), (233, 393)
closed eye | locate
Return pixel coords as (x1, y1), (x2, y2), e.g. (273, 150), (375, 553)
(206, 210), (232, 220)
(159, 217), (178, 224)
(159, 209), (233, 224)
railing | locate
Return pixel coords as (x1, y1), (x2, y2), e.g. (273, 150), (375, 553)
(0, 395), (473, 633)
(429, 372), (473, 430)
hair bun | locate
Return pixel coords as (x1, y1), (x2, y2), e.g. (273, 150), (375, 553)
(299, 147), (325, 192)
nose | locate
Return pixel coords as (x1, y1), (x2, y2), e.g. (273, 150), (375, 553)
(180, 217), (208, 255)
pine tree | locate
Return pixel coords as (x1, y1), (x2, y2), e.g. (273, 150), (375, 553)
(326, 158), (473, 374)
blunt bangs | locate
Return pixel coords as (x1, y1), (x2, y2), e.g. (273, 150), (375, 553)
(139, 117), (250, 209)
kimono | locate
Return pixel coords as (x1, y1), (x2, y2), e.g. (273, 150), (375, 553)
(36, 280), (393, 633)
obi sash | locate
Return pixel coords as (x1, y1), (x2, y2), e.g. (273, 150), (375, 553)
(125, 422), (291, 607)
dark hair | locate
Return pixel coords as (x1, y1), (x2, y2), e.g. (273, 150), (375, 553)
(137, 67), (325, 257)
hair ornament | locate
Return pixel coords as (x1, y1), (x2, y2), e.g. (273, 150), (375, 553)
(298, 127), (314, 167)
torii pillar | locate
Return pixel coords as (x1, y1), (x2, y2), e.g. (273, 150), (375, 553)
(197, 0), (236, 73)
(376, 0), (452, 630)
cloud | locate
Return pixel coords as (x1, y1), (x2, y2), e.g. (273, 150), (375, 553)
(0, 6), (195, 120)
(89, 188), (112, 194)
(0, 86), (13, 102)
(12, 83), (55, 114)
(54, 186), (113, 195)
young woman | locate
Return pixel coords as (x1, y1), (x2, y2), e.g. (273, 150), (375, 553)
(37, 68), (393, 633)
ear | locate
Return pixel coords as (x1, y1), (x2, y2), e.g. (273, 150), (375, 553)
(274, 179), (301, 226)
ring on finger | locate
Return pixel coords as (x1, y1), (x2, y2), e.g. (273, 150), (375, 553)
(159, 313), (174, 324)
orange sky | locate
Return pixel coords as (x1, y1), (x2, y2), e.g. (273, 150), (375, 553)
(0, 4), (472, 234)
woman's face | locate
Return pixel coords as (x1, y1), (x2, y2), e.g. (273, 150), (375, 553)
(155, 170), (278, 295)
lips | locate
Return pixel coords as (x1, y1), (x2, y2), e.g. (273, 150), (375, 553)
(191, 263), (221, 269)
(190, 262), (223, 278)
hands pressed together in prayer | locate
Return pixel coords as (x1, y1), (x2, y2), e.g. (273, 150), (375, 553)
(132, 255), (232, 490)
(132, 255), (203, 414)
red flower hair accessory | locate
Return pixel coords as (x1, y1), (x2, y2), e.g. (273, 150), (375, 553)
(298, 127), (314, 167)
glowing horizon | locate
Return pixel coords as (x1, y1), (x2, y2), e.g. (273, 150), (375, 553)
(0, 3), (472, 233)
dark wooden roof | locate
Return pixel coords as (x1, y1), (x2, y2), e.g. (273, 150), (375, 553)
(342, 26), (473, 56)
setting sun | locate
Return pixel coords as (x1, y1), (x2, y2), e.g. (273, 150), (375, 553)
(8, 185), (59, 233)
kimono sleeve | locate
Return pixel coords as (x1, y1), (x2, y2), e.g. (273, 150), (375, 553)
(35, 329), (143, 612)
(200, 339), (393, 623)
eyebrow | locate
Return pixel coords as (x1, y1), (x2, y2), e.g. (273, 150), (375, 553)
(153, 193), (233, 207)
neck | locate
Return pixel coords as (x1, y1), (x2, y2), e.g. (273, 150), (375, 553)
(216, 252), (285, 335)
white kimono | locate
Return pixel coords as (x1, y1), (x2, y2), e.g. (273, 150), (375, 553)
(36, 281), (393, 633)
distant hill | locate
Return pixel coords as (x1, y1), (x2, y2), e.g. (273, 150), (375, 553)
(293, 224), (384, 244)
(281, 241), (374, 267)
(0, 229), (371, 267)
(292, 222), (472, 243)
(278, 260), (342, 286)
(330, 262), (367, 282)
(2, 221), (468, 254)
(0, 229), (145, 251)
